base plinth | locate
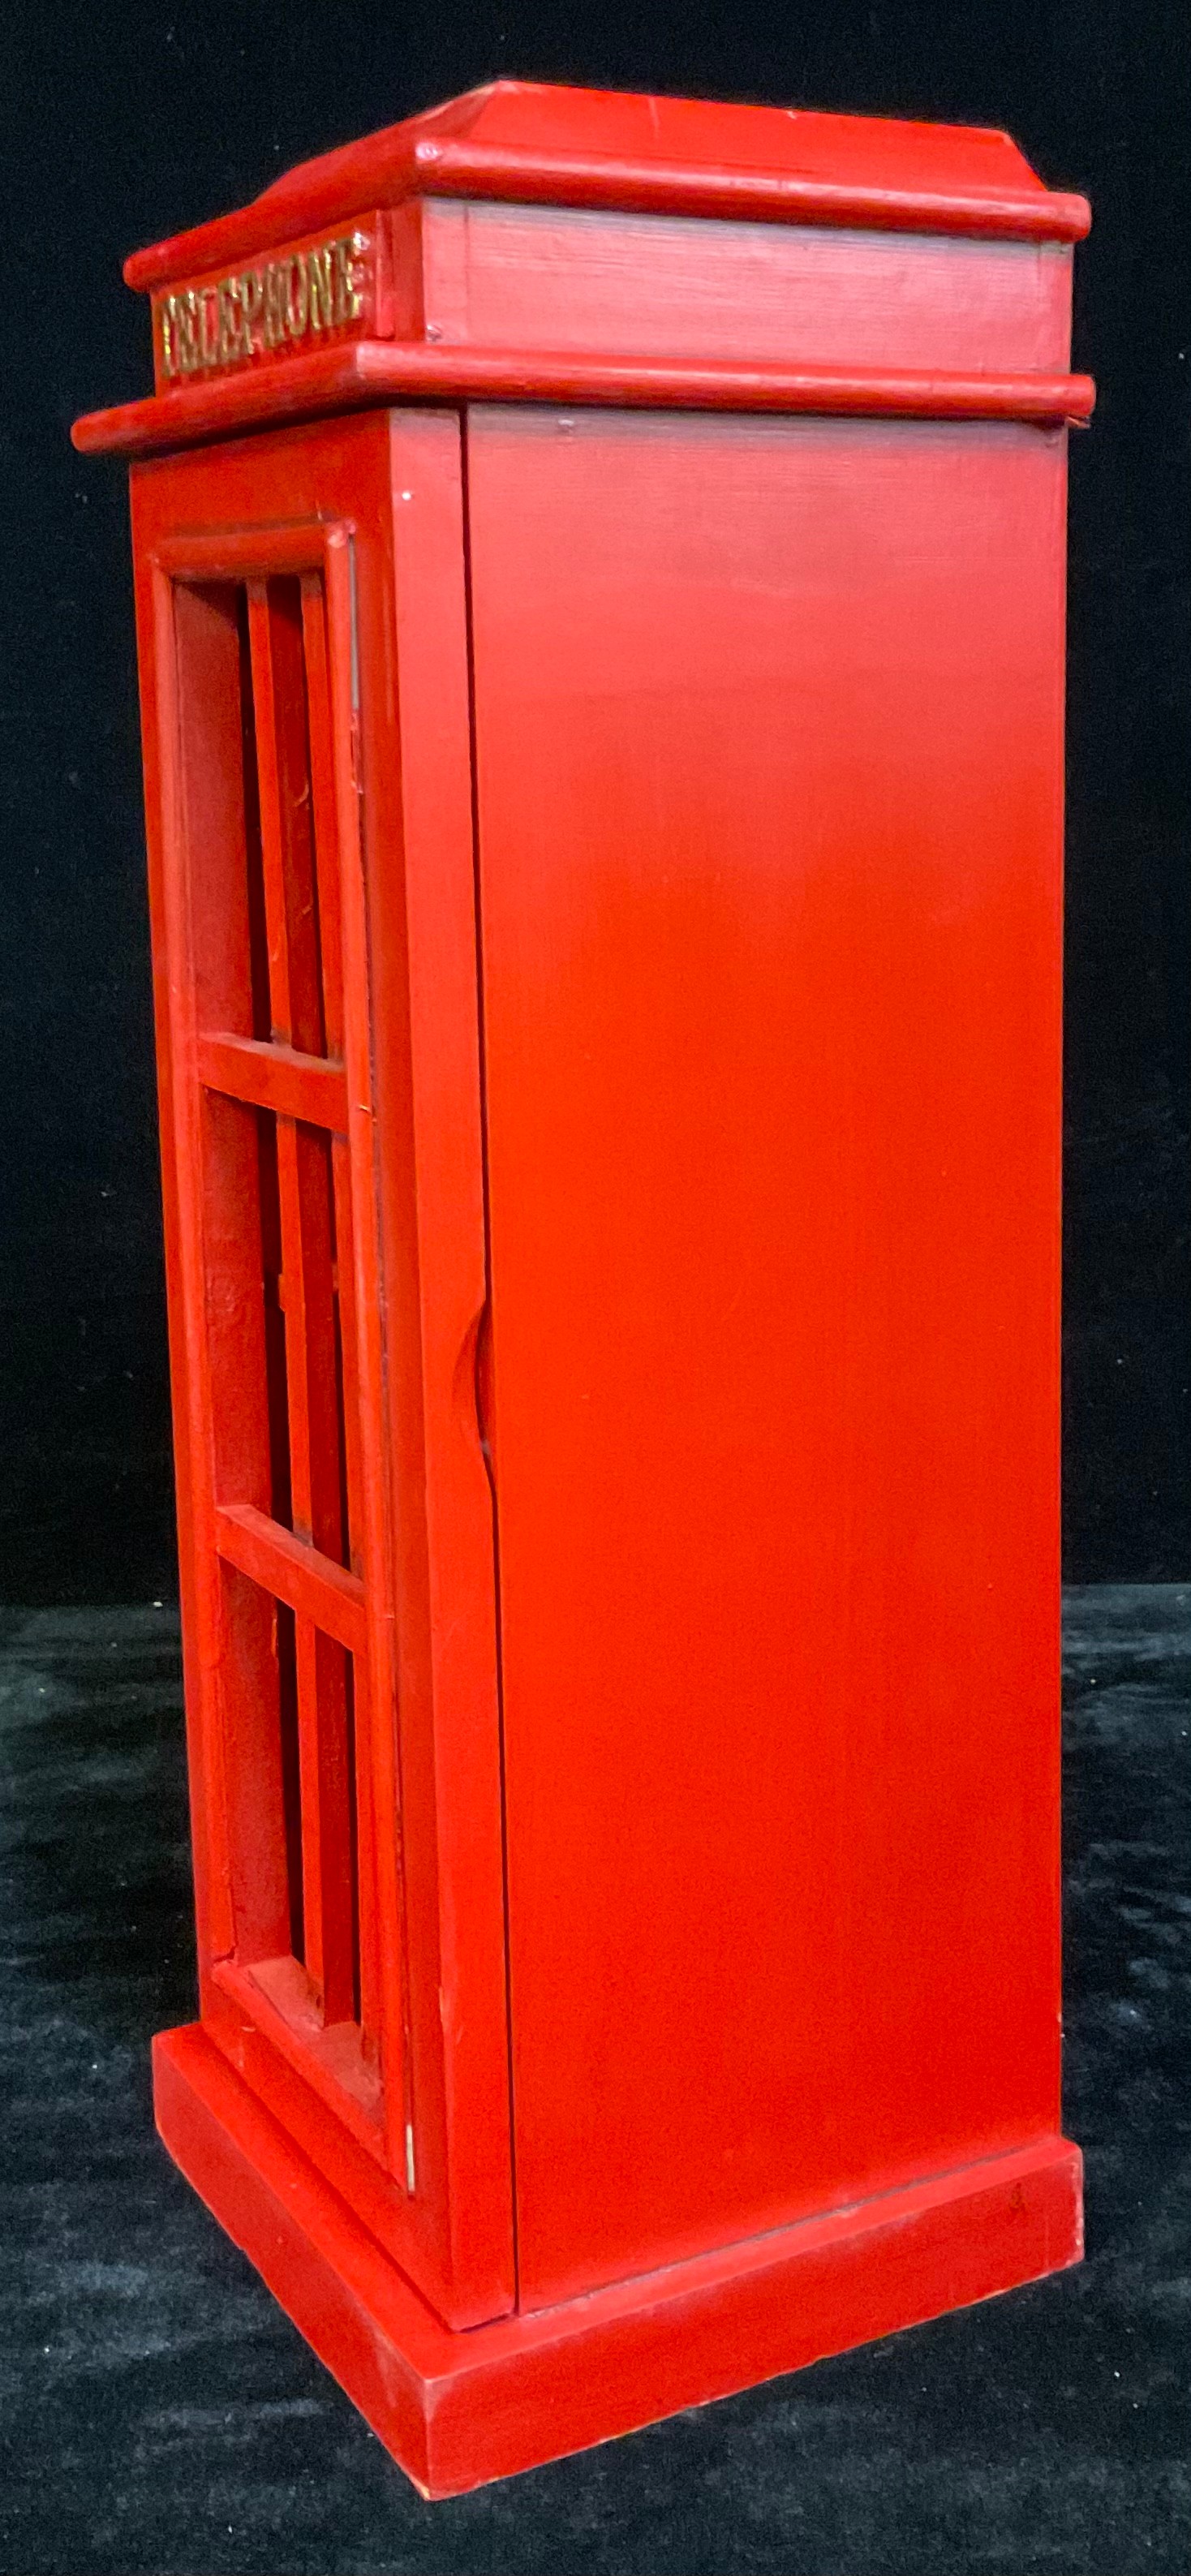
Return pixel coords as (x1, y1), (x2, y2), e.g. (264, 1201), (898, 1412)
(153, 2024), (1082, 2498)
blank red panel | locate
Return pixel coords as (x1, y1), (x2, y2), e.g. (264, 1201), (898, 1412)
(420, 201), (1073, 372)
(467, 405), (1067, 2309)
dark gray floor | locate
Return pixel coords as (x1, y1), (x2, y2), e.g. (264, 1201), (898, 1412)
(1, 1587), (1188, 2576)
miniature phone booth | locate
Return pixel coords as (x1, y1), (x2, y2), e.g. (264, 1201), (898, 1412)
(74, 83), (1093, 2496)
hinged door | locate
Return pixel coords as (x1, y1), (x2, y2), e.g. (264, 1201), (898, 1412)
(131, 411), (514, 2329)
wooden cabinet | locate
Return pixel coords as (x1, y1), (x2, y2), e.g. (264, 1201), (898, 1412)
(74, 79), (1091, 2495)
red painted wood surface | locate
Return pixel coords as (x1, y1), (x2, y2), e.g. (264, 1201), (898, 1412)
(74, 343), (1094, 460)
(121, 80), (1090, 294)
(467, 402), (1068, 2308)
(129, 415), (514, 2329)
(71, 80), (1092, 467)
(155, 2020), (1083, 2498)
(412, 200), (1075, 371)
(75, 80), (1090, 2492)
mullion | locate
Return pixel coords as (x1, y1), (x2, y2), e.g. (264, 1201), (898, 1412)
(300, 571), (377, 2040)
(247, 574), (355, 2026)
(300, 576), (363, 1564)
(300, 575), (345, 1040)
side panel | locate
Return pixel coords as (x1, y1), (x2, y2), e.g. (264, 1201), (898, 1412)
(130, 409), (513, 2326)
(467, 404), (1068, 2309)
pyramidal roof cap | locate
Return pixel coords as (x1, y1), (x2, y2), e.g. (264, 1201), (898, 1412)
(124, 80), (1090, 291)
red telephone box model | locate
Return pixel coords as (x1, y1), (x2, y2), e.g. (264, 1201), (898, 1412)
(74, 83), (1093, 2495)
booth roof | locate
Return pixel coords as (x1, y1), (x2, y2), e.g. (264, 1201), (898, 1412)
(123, 78), (1091, 291)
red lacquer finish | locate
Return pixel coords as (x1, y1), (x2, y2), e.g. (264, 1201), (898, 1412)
(74, 82), (1090, 2492)
(467, 400), (1073, 2307)
(155, 2020), (1082, 2499)
(120, 80), (1090, 289)
(127, 419), (514, 2326)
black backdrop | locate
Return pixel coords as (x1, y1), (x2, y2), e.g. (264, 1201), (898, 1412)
(2, 0), (1186, 1600)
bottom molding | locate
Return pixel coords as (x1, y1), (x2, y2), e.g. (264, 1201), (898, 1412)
(153, 2023), (1082, 2498)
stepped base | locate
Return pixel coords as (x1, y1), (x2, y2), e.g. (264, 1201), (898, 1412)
(154, 2023), (1082, 2498)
